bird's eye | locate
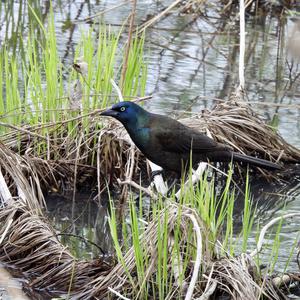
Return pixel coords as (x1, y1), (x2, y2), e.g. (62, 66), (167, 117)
(120, 106), (126, 112)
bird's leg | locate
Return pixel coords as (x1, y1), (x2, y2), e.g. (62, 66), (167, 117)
(167, 178), (179, 197)
(147, 161), (168, 195)
(150, 170), (164, 182)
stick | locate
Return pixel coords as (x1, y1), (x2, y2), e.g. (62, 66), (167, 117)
(169, 233), (188, 290)
(108, 287), (131, 300)
(0, 169), (12, 206)
(110, 79), (124, 102)
(238, 0), (245, 96)
(71, 134), (83, 220)
(175, 162), (207, 199)
(120, 142), (136, 201)
(138, 0), (182, 34)
(81, 1), (130, 22)
(117, 178), (156, 199)
(197, 281), (217, 300)
(250, 212), (300, 257)
(184, 213), (203, 300)
(120, 0), (137, 90)
(96, 133), (103, 204)
(0, 218), (13, 245)
(175, 129), (211, 198)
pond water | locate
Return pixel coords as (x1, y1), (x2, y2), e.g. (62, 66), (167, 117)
(1, 0), (300, 296)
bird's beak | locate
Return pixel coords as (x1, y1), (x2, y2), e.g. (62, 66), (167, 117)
(100, 108), (118, 117)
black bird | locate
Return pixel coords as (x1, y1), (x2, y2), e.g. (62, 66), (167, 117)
(100, 101), (281, 174)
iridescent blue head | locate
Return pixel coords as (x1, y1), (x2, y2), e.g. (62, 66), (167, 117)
(100, 101), (149, 130)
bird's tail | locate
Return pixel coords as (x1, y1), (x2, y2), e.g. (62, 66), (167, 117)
(232, 152), (282, 170)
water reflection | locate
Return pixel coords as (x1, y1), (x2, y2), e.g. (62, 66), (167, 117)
(232, 165), (300, 271)
(1, 1), (299, 142)
(234, 166), (300, 223)
(46, 192), (114, 258)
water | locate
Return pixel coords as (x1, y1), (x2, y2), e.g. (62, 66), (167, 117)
(46, 192), (114, 257)
(1, 0), (300, 294)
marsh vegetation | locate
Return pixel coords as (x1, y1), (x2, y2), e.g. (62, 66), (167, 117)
(0, 0), (300, 299)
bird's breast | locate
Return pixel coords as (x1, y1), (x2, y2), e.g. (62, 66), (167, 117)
(129, 127), (150, 151)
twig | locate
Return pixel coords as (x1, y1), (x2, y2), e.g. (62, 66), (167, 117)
(117, 178), (157, 199)
(238, 0), (245, 97)
(120, 0), (137, 90)
(111, 76), (152, 200)
(175, 129), (211, 198)
(175, 129), (213, 199)
(80, 1), (130, 22)
(184, 213), (203, 300)
(0, 168), (12, 206)
(108, 287), (131, 300)
(110, 79), (124, 102)
(96, 132), (103, 204)
(169, 233), (188, 290)
(120, 142), (136, 201)
(110, 77), (134, 200)
(0, 218), (13, 245)
(0, 96), (153, 142)
(56, 233), (105, 255)
(197, 264), (217, 300)
(0, 122), (48, 140)
(138, 0), (182, 34)
(250, 212), (300, 257)
(71, 133), (83, 223)
(197, 281), (217, 300)
(119, 159), (167, 198)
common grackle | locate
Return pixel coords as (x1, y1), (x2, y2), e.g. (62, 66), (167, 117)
(100, 101), (281, 174)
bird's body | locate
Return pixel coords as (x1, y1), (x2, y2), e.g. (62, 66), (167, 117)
(101, 101), (281, 174)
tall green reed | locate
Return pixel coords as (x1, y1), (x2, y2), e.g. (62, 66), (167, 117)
(108, 170), (298, 299)
(108, 170), (258, 299)
(0, 8), (147, 156)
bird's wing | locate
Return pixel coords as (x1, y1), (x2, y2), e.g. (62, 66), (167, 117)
(151, 116), (221, 153)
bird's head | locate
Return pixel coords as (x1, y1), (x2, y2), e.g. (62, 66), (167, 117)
(100, 101), (148, 128)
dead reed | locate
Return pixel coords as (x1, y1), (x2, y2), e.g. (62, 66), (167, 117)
(182, 98), (300, 164)
(0, 94), (297, 197)
(0, 142), (299, 299)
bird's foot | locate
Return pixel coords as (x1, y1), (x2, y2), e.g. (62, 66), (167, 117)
(167, 178), (179, 197)
(150, 170), (164, 182)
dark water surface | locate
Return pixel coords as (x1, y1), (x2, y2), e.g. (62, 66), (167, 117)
(1, 0), (300, 291)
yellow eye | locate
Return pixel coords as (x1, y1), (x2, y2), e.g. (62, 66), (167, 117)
(120, 106), (126, 112)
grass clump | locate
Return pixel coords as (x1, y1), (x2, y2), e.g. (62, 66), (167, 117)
(0, 9), (147, 190)
(0, 8), (146, 142)
(102, 170), (298, 300)
(0, 147), (298, 299)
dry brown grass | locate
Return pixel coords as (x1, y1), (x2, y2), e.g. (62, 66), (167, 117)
(0, 133), (298, 298)
(0, 143), (112, 296)
(0, 98), (298, 196)
(0, 141), (205, 298)
(207, 255), (278, 300)
(182, 99), (300, 164)
(0, 113), (136, 192)
(0, 201), (110, 292)
(78, 203), (208, 299)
